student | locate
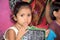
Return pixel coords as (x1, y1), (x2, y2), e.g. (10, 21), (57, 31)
(49, 2), (60, 40)
(3, 2), (32, 40)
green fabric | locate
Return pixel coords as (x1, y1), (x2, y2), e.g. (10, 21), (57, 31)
(28, 26), (46, 31)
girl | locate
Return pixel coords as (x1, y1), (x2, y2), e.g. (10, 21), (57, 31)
(3, 1), (49, 40)
(4, 2), (32, 40)
(49, 1), (60, 40)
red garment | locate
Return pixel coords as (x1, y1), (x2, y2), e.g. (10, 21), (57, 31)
(30, 0), (48, 30)
(36, 17), (48, 30)
(30, 0), (35, 9)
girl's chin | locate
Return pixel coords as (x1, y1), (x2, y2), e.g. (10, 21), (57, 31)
(23, 23), (28, 26)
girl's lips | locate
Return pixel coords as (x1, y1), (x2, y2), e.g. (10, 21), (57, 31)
(23, 22), (28, 26)
(24, 23), (28, 25)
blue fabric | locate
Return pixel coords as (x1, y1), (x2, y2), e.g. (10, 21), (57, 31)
(46, 29), (56, 40)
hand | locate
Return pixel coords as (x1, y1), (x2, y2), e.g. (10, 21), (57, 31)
(14, 23), (29, 40)
(46, 29), (50, 37)
(18, 23), (29, 38)
(46, 3), (50, 12)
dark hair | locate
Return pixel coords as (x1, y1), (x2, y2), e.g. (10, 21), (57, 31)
(13, 2), (32, 16)
(21, 0), (34, 4)
(50, 2), (60, 20)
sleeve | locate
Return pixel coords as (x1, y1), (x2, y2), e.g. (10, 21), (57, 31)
(46, 29), (56, 40)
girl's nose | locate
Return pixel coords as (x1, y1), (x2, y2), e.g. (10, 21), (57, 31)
(24, 16), (28, 22)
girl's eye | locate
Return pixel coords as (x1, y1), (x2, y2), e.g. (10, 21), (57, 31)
(28, 14), (31, 17)
(20, 14), (24, 17)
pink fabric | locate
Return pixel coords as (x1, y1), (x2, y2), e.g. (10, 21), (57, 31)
(0, 0), (13, 33)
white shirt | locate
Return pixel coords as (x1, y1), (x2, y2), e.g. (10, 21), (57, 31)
(3, 26), (18, 40)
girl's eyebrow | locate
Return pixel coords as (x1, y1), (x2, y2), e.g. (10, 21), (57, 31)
(20, 13), (25, 15)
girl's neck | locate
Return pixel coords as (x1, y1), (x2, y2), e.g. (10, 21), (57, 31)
(56, 19), (60, 25)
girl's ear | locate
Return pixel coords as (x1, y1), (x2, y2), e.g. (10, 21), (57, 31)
(53, 11), (57, 17)
(13, 15), (17, 21)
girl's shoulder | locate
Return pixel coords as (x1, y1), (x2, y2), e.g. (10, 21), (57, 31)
(3, 26), (18, 40)
(9, 26), (18, 35)
(6, 26), (18, 35)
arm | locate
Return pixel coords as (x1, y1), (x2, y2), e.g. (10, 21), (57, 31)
(6, 29), (16, 40)
(45, 3), (53, 24)
(6, 29), (26, 40)
(45, 0), (55, 24)
(16, 24), (28, 40)
(16, 28), (28, 40)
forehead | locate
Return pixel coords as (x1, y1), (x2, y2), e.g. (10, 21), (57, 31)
(19, 6), (31, 10)
(17, 7), (32, 14)
(58, 10), (60, 13)
(20, 8), (31, 12)
(58, 9), (60, 11)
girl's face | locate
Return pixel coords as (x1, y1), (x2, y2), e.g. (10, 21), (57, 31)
(14, 7), (32, 26)
(54, 10), (60, 19)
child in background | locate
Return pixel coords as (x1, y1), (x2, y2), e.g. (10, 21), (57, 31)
(45, 0), (57, 40)
(3, 2), (32, 40)
(49, 1), (60, 40)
